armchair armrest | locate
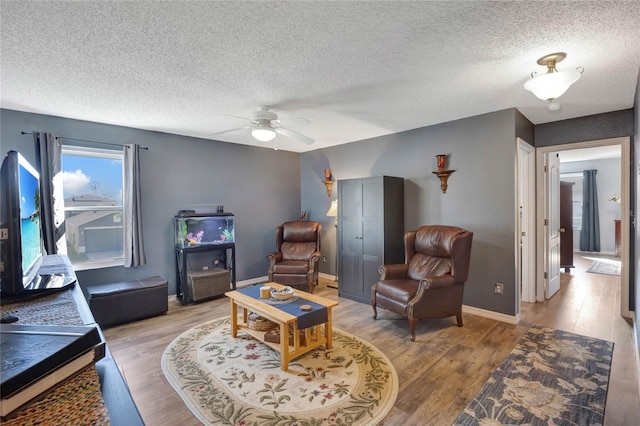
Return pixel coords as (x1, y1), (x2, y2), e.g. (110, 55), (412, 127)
(420, 274), (457, 290)
(308, 251), (321, 274)
(309, 250), (321, 263)
(378, 264), (409, 280)
(266, 252), (282, 267)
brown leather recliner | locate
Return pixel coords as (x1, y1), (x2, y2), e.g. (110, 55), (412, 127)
(371, 225), (473, 341)
(267, 221), (322, 293)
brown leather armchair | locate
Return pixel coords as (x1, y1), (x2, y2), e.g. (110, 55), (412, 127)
(371, 225), (473, 341)
(267, 221), (322, 293)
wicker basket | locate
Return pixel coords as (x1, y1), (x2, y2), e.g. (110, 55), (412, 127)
(247, 313), (276, 331)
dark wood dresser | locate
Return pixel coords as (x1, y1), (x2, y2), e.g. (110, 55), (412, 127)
(560, 181), (575, 272)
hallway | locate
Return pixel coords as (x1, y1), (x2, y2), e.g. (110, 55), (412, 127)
(520, 253), (639, 425)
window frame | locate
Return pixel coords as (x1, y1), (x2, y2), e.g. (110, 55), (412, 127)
(61, 145), (125, 271)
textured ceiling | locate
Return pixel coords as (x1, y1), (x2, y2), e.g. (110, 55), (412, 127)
(2, 1), (640, 153)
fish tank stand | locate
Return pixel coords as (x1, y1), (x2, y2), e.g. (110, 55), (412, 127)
(174, 212), (236, 304)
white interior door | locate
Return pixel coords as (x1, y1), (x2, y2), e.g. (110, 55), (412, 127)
(546, 152), (561, 299)
(517, 139), (536, 303)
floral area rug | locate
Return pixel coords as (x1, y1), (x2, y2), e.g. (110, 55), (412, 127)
(161, 316), (398, 425)
(454, 326), (613, 425)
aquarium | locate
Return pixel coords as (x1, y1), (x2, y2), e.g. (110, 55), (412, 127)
(175, 212), (235, 248)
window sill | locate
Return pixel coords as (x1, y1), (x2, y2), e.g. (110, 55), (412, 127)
(72, 259), (124, 272)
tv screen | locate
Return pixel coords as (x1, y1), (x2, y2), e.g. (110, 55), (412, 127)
(1, 151), (44, 294)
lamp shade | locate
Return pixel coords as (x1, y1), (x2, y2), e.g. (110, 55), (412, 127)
(524, 69), (582, 101)
(326, 200), (338, 217)
(251, 125), (276, 142)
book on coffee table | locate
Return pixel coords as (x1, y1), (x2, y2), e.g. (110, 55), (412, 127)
(0, 324), (105, 419)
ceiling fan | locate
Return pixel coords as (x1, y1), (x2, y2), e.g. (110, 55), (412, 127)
(210, 105), (314, 145)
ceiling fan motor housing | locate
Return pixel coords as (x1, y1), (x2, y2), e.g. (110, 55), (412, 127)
(253, 106), (278, 123)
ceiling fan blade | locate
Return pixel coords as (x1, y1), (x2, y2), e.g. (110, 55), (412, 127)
(274, 126), (314, 145)
(209, 126), (252, 137)
(276, 117), (311, 126)
(222, 113), (255, 122)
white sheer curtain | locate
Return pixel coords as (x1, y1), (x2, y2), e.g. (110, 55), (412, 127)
(124, 143), (147, 267)
(33, 131), (67, 254)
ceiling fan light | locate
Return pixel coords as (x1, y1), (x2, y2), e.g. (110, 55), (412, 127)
(251, 126), (276, 142)
(524, 70), (582, 101)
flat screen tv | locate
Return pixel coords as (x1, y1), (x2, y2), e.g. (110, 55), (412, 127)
(1, 151), (44, 294)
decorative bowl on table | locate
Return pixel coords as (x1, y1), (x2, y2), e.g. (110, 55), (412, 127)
(271, 286), (294, 300)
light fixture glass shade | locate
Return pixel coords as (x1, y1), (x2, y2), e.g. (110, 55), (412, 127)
(326, 200), (338, 217)
(251, 125), (276, 142)
(524, 69), (582, 101)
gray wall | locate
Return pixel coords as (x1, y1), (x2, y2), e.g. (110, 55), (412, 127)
(302, 108), (530, 316)
(561, 158), (621, 253)
(0, 109), (302, 295)
(2, 105), (634, 323)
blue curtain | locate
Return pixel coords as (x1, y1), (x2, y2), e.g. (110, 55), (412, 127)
(580, 169), (600, 252)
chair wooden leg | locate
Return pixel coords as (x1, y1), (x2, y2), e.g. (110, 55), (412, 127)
(409, 318), (417, 342)
(456, 313), (463, 327)
(372, 300), (377, 319)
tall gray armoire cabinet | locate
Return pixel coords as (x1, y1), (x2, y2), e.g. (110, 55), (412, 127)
(337, 176), (404, 304)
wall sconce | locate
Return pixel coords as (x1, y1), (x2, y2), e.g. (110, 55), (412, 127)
(524, 52), (583, 103)
(432, 154), (455, 193)
(322, 168), (334, 197)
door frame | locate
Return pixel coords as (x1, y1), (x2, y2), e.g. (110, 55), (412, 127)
(516, 138), (536, 305)
(535, 137), (630, 317)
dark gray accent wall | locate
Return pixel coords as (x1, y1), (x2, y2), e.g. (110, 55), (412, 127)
(302, 108), (528, 316)
(0, 109), (301, 295)
(535, 109), (633, 147)
(515, 108), (535, 145)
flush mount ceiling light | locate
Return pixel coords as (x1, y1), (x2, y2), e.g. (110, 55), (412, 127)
(251, 122), (277, 142)
(524, 52), (584, 102)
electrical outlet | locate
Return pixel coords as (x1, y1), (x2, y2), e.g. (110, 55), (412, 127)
(0, 228), (7, 240)
(495, 283), (504, 295)
(203, 266), (209, 270)
(322, 256), (327, 262)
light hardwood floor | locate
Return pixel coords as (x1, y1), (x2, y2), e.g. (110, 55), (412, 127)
(103, 255), (639, 425)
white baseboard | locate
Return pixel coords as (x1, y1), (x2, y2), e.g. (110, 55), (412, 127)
(633, 312), (640, 403)
(462, 304), (519, 325)
(237, 275), (340, 289)
(236, 276), (268, 288)
(319, 272), (337, 281)
(575, 250), (617, 257)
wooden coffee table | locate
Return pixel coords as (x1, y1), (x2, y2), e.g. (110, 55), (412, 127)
(225, 283), (338, 371)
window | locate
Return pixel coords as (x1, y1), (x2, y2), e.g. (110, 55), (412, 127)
(61, 146), (124, 270)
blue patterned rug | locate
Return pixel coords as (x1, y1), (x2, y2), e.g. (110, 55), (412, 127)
(454, 326), (613, 425)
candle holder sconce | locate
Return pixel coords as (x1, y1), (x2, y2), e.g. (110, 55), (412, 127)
(323, 168), (334, 197)
(432, 154), (455, 193)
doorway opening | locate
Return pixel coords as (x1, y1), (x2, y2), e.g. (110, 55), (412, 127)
(532, 137), (630, 318)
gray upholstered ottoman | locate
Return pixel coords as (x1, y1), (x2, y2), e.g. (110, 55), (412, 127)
(87, 276), (168, 328)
